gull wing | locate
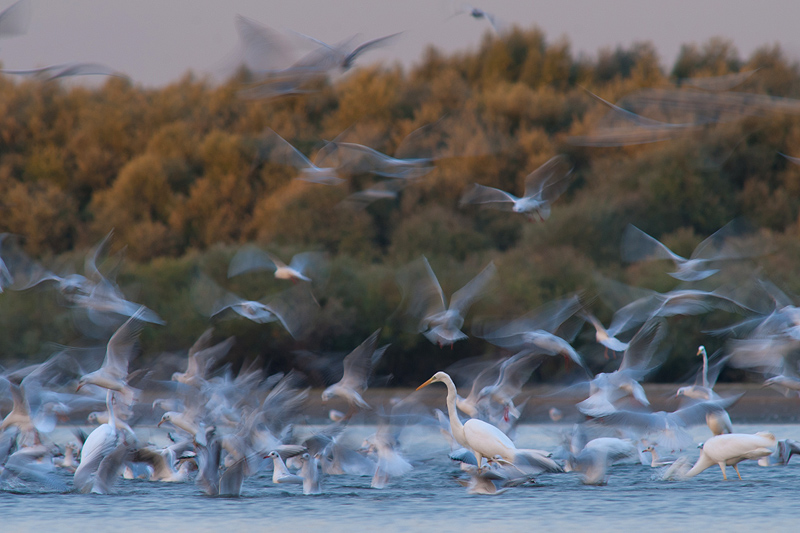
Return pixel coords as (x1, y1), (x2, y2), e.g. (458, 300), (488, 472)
(260, 284), (320, 339)
(397, 256), (447, 322)
(522, 155), (573, 202)
(343, 32), (403, 67)
(679, 70), (759, 92)
(1, 62), (124, 81)
(477, 294), (582, 340)
(621, 224), (685, 264)
(459, 184), (518, 209)
(103, 308), (146, 380)
(690, 217), (758, 261)
(618, 318), (667, 374)
(339, 329), (382, 391)
(233, 15), (315, 73)
(262, 128), (314, 170)
(491, 351), (543, 400)
(0, 0), (30, 38)
(227, 246), (281, 277)
(288, 251), (326, 277)
(449, 261), (497, 317)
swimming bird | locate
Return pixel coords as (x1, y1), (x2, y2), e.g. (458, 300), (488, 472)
(417, 371), (562, 473)
(675, 347), (734, 435)
(73, 390), (123, 493)
(460, 155), (573, 222)
(683, 432), (776, 480)
(0, 445), (66, 491)
(641, 445), (674, 467)
(298, 452), (322, 495)
(267, 450), (303, 484)
(566, 436), (639, 485)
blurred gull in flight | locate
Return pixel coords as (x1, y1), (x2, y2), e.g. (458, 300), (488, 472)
(321, 329), (388, 418)
(228, 246), (325, 284)
(460, 155), (573, 222)
(398, 256), (496, 347)
(621, 218), (761, 282)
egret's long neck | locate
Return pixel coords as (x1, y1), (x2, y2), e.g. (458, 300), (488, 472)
(441, 376), (467, 445)
(106, 390), (117, 430)
(701, 350), (708, 389)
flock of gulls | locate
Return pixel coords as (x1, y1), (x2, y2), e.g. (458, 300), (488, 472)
(2, 0), (800, 501)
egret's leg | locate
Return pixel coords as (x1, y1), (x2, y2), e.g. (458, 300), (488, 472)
(719, 463), (727, 480)
(733, 464), (742, 480)
(474, 453), (484, 470)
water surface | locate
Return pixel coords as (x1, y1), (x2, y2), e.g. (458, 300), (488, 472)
(3, 423), (800, 533)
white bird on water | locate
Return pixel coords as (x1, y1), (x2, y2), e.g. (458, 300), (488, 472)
(675, 346), (734, 436)
(266, 451), (303, 484)
(73, 390), (126, 494)
(417, 371), (561, 473)
(682, 432), (776, 480)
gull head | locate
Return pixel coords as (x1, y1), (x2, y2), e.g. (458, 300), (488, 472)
(320, 387), (335, 402)
(157, 413), (171, 428)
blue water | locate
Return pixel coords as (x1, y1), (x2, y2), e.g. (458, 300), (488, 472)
(3, 424), (800, 533)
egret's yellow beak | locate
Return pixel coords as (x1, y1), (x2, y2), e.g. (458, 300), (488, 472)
(416, 377), (435, 391)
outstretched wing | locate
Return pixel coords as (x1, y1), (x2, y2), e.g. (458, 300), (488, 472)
(460, 184), (518, 209)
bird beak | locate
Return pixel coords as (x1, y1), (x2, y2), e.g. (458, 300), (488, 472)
(157, 420), (164, 427)
(76, 383), (83, 392)
(416, 377), (435, 391)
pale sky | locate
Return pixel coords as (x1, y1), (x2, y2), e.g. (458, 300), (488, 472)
(1, 0), (798, 87)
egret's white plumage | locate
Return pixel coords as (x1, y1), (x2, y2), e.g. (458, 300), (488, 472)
(685, 432), (777, 480)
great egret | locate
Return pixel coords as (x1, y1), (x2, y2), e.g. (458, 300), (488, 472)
(417, 371), (561, 473)
(684, 432), (776, 480)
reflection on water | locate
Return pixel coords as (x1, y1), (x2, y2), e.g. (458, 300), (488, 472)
(3, 424), (800, 533)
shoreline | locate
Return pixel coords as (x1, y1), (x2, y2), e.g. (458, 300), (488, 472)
(303, 382), (800, 424)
